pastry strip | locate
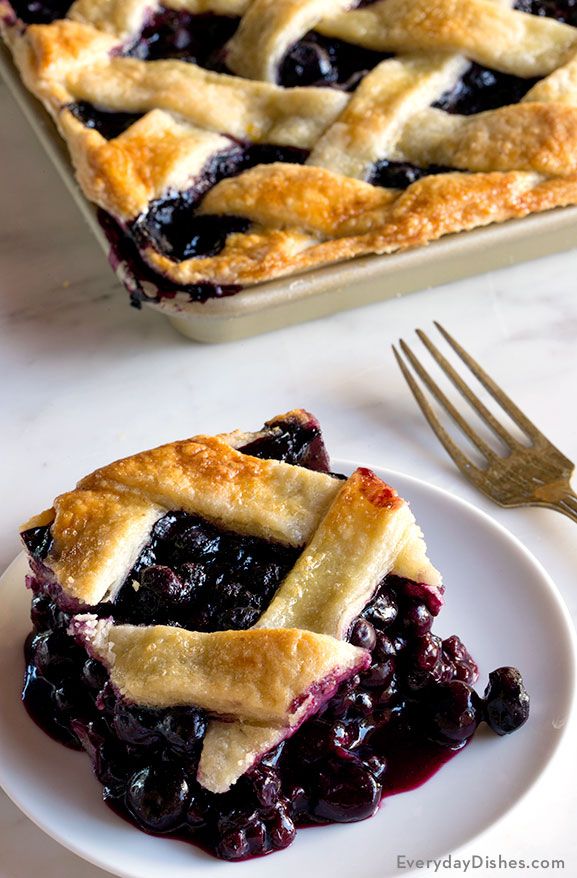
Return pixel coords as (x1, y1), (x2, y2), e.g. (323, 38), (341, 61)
(72, 618), (370, 726)
(198, 468), (441, 792)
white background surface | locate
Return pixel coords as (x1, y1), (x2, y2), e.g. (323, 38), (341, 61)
(1, 77), (576, 877)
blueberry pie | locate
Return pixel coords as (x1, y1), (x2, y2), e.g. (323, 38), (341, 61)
(3, 1), (577, 307)
(20, 410), (529, 860)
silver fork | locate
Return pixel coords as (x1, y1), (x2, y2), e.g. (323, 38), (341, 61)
(393, 322), (577, 523)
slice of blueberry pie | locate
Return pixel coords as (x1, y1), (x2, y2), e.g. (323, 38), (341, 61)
(3, 1), (577, 308)
(20, 410), (530, 860)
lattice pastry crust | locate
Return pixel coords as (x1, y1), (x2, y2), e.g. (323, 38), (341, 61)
(4, 0), (577, 295)
(21, 411), (442, 793)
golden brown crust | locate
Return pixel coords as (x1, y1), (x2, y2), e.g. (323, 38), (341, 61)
(401, 104), (577, 175)
(75, 619), (369, 725)
(318, 0), (577, 76)
(60, 110), (232, 219)
(21, 508), (56, 531)
(147, 168), (577, 286)
(48, 491), (164, 605)
(22, 417), (439, 611)
(69, 0), (152, 38)
(4, 1), (577, 293)
(5, 16), (347, 211)
(255, 467), (440, 638)
(79, 434), (340, 543)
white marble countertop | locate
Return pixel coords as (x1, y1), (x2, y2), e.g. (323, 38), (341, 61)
(1, 77), (576, 878)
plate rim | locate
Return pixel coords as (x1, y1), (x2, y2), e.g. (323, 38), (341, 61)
(0, 462), (575, 878)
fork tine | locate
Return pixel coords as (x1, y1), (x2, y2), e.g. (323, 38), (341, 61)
(556, 497), (577, 524)
(433, 322), (544, 443)
(392, 345), (482, 479)
(398, 339), (497, 461)
(561, 492), (577, 514)
(416, 328), (517, 449)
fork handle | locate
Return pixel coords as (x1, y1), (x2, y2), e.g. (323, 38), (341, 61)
(543, 486), (577, 524)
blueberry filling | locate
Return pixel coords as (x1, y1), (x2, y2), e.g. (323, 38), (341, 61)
(433, 62), (539, 115)
(97, 210), (243, 307)
(67, 102), (144, 140)
(130, 144), (307, 262)
(278, 31), (392, 91)
(368, 160), (457, 191)
(20, 417), (530, 860)
(514, 0), (577, 23)
(97, 208), (242, 308)
(240, 413), (330, 472)
(134, 210), (250, 263)
(109, 512), (302, 631)
(21, 568), (490, 859)
(124, 11), (239, 69)
(21, 524), (53, 561)
(8, 0), (72, 24)
(242, 143), (310, 167)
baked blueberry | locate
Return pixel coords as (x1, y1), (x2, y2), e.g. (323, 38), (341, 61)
(312, 760), (381, 822)
(484, 667), (530, 735)
(126, 765), (190, 832)
(421, 681), (484, 746)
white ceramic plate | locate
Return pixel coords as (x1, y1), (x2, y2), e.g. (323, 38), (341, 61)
(0, 465), (575, 878)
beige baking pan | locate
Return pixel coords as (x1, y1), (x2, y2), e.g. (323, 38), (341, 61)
(2, 41), (577, 344)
